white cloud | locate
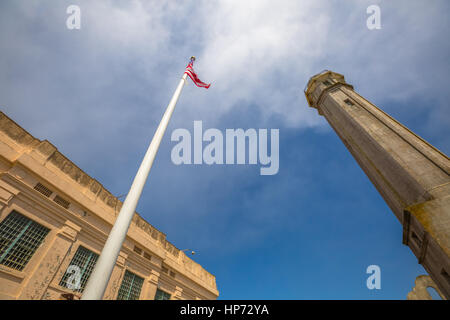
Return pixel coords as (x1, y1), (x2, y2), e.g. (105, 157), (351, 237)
(195, 0), (330, 127)
(0, 0), (448, 263)
(2, 0), (449, 132)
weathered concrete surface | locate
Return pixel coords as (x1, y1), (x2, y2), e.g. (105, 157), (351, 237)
(407, 275), (445, 300)
(305, 71), (450, 299)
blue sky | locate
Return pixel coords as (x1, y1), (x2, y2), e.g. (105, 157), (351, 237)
(0, 0), (449, 299)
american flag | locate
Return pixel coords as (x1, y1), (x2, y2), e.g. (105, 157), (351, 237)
(184, 57), (211, 89)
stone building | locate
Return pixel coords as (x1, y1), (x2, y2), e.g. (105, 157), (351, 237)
(305, 70), (450, 299)
(0, 111), (219, 300)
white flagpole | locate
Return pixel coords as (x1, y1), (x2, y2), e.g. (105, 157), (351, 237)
(81, 71), (188, 300)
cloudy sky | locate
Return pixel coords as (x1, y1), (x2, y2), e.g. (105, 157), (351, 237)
(1, 0), (449, 299)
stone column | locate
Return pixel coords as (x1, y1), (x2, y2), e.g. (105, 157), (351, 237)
(102, 251), (128, 300)
(143, 270), (160, 300)
(18, 220), (80, 299)
(305, 70), (450, 298)
(0, 179), (19, 216)
(171, 286), (183, 300)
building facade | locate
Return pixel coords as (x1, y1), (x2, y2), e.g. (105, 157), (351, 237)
(0, 111), (219, 300)
(305, 71), (450, 299)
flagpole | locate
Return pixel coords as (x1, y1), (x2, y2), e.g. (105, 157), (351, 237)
(81, 72), (188, 300)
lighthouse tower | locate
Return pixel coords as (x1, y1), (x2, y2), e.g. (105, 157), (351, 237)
(305, 70), (450, 299)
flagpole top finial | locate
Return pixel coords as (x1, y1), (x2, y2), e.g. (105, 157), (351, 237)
(190, 56), (196, 61)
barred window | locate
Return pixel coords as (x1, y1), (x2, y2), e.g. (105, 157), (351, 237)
(0, 211), (50, 271)
(34, 183), (53, 197)
(155, 288), (171, 300)
(117, 270), (144, 300)
(59, 246), (99, 292)
(53, 195), (70, 209)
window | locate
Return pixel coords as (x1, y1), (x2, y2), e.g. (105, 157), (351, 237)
(59, 246), (99, 292)
(0, 211), (50, 271)
(323, 80), (332, 86)
(411, 232), (422, 247)
(143, 252), (152, 261)
(133, 246), (142, 255)
(34, 183), (53, 197)
(441, 269), (450, 285)
(155, 288), (171, 300)
(344, 98), (355, 106)
(53, 195), (70, 209)
(117, 270), (144, 300)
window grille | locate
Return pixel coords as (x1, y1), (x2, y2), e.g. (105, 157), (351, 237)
(155, 288), (171, 300)
(34, 183), (53, 197)
(117, 270), (144, 300)
(59, 246), (99, 292)
(0, 211), (50, 271)
(53, 195), (70, 209)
